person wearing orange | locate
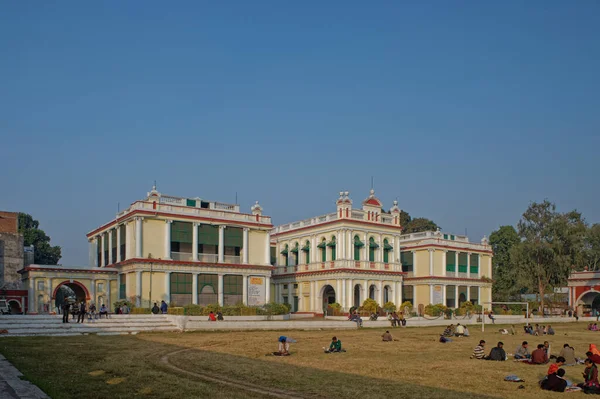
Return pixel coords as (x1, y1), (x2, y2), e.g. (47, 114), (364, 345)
(548, 357), (565, 375)
(590, 344), (600, 357)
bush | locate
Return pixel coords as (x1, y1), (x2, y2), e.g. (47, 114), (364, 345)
(400, 301), (413, 313)
(168, 307), (184, 315)
(259, 302), (291, 315)
(424, 304), (447, 316)
(382, 301), (396, 313)
(113, 300), (133, 312)
(362, 298), (379, 314)
(444, 308), (453, 318)
(130, 307), (151, 314)
(327, 303), (344, 316)
(184, 304), (204, 316)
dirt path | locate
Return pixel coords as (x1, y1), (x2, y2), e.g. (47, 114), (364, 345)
(160, 348), (309, 399)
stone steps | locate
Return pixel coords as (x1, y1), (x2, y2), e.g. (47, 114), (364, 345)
(1, 326), (178, 337)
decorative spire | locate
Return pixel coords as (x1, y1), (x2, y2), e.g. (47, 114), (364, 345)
(147, 182), (160, 198)
(481, 235), (489, 245)
(251, 201), (263, 215)
(390, 200), (400, 213)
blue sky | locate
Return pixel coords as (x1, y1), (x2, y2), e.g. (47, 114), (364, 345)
(1, 1), (599, 266)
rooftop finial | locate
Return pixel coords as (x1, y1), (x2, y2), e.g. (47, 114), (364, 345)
(153, 180), (157, 190)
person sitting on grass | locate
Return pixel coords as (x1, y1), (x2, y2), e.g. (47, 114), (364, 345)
(531, 344), (549, 364)
(471, 340), (486, 359)
(544, 341), (552, 359)
(547, 325), (555, 335)
(515, 341), (531, 360)
(439, 335), (452, 343)
(442, 325), (453, 337)
(578, 359), (600, 392)
(455, 323), (465, 337)
(324, 336), (345, 353)
(276, 336), (295, 356)
(382, 331), (393, 342)
(559, 344), (577, 366)
(463, 326), (470, 337)
(586, 351), (600, 364)
(488, 342), (506, 361)
(548, 357), (566, 375)
(541, 368), (568, 392)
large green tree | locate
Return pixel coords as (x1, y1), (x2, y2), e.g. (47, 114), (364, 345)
(402, 215), (439, 234)
(581, 224), (600, 270)
(18, 213), (62, 265)
(489, 225), (520, 300)
(511, 201), (586, 313)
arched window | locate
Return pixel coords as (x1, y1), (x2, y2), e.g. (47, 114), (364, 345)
(290, 243), (299, 266)
(383, 238), (393, 263)
(301, 241), (310, 264)
(327, 236), (337, 261)
(280, 244), (289, 266)
(369, 237), (379, 262)
(317, 238), (327, 262)
(354, 235), (364, 261)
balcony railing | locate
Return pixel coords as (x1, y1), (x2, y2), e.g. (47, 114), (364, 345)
(223, 255), (241, 264)
(458, 272), (468, 278)
(117, 201), (272, 225)
(170, 252), (240, 264)
(198, 253), (218, 263)
(172, 252), (193, 262)
(272, 260), (403, 274)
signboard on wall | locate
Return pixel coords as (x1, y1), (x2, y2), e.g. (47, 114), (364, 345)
(432, 285), (443, 305)
(248, 277), (266, 306)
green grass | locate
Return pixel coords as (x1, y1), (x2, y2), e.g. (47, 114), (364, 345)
(0, 322), (594, 398)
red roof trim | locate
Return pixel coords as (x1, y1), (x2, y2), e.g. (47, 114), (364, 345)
(87, 209), (273, 238)
(18, 266), (118, 274)
(272, 219), (401, 238)
(272, 268), (406, 278)
(364, 198), (382, 206)
(404, 276), (489, 282)
(401, 243), (493, 254)
(117, 258), (274, 271)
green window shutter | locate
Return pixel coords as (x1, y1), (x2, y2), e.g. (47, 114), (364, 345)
(450, 235), (455, 240)
(223, 275), (242, 295)
(470, 266), (479, 274)
(446, 265), (456, 272)
(186, 199), (196, 207)
(470, 253), (479, 267)
(198, 225), (219, 246)
(198, 274), (218, 293)
(354, 246), (360, 261)
(383, 250), (389, 263)
(400, 251), (413, 266)
(321, 248), (326, 262)
(171, 273), (192, 294)
(305, 249), (310, 264)
(171, 222), (193, 244)
(369, 248), (375, 262)
(331, 246), (336, 261)
(443, 234), (448, 239)
(224, 227), (243, 248)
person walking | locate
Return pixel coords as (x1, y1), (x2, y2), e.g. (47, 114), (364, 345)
(62, 302), (70, 323)
(77, 301), (86, 323)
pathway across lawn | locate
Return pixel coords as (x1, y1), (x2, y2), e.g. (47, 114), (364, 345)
(0, 322), (594, 398)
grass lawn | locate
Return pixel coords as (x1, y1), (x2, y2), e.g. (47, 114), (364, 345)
(0, 322), (595, 398)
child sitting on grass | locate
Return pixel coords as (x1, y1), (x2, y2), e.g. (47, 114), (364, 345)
(324, 336), (346, 353)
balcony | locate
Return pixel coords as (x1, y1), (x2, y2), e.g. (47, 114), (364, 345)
(170, 252), (239, 264)
(117, 201), (272, 225)
(198, 253), (218, 263)
(272, 260), (403, 275)
(172, 252), (193, 262)
(223, 255), (241, 264)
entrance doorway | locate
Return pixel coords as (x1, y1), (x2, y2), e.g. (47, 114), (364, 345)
(354, 284), (362, 308)
(55, 283), (87, 311)
(322, 285), (335, 313)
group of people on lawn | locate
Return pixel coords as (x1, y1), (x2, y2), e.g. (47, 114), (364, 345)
(523, 323), (555, 335)
(61, 301), (109, 323)
(276, 335), (345, 356)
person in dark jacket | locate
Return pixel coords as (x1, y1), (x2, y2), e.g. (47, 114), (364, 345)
(541, 368), (567, 392)
(160, 300), (168, 314)
(151, 303), (160, 314)
(488, 342), (506, 361)
(77, 301), (86, 323)
(62, 302), (70, 323)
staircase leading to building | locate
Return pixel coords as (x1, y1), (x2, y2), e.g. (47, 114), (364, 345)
(0, 315), (179, 337)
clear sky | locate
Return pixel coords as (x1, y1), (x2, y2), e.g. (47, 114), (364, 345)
(1, 1), (599, 266)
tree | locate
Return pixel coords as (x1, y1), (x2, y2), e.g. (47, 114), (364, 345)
(18, 213), (62, 265)
(489, 226), (520, 300)
(582, 224), (600, 270)
(404, 217), (439, 234)
(511, 201), (586, 314)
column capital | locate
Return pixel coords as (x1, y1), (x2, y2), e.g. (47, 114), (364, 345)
(243, 227), (250, 232)
(428, 248), (435, 253)
(135, 216), (144, 222)
(192, 222), (199, 227)
(193, 272), (200, 276)
(467, 252), (472, 255)
(219, 225), (226, 230)
(165, 219), (173, 224)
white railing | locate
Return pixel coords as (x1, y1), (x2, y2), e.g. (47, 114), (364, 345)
(119, 201), (272, 225)
(223, 255), (241, 264)
(172, 251), (193, 261)
(272, 260), (402, 274)
(446, 271), (457, 278)
(198, 253), (218, 263)
(404, 271), (414, 278)
(212, 202), (238, 212)
(458, 272), (468, 278)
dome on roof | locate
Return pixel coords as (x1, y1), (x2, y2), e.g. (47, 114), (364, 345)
(147, 183), (160, 198)
(362, 189), (382, 208)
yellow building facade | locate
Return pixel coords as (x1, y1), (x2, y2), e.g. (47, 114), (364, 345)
(19, 187), (492, 314)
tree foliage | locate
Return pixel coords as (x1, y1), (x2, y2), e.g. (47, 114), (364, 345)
(18, 213), (61, 265)
(511, 201), (586, 313)
(581, 224), (600, 270)
(489, 226), (520, 300)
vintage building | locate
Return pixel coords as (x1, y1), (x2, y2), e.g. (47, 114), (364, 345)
(271, 190), (493, 313)
(567, 270), (600, 316)
(18, 187), (492, 314)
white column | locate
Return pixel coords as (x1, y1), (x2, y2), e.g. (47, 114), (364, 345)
(47, 278), (53, 311)
(101, 234), (106, 266)
(467, 253), (471, 278)
(363, 280), (368, 300)
(340, 230), (345, 260)
(455, 285), (459, 307)
(116, 225), (122, 263)
(413, 285), (418, 309)
(364, 233), (368, 261)
(467, 285), (471, 302)
(242, 275), (248, 305)
(106, 279), (111, 307)
(243, 228), (249, 264)
(164, 220), (172, 260)
(341, 279), (346, 310)
(429, 284), (433, 305)
(396, 281), (403, 306)
(442, 250), (447, 277)
(377, 281), (383, 304)
(412, 250), (417, 273)
(378, 234), (383, 262)
(192, 273), (198, 305)
(311, 236), (317, 262)
(477, 286), (481, 305)
(336, 280), (342, 305)
(89, 239), (97, 267)
(108, 229), (113, 265)
(477, 254), (482, 277)
(135, 217), (143, 258)
(192, 223), (199, 261)
(136, 271), (142, 307)
(395, 235), (400, 263)
(265, 276), (271, 303)
(442, 284), (446, 307)
(428, 249), (434, 276)
(218, 226), (225, 263)
(265, 232), (271, 265)
(488, 256), (492, 278)
(455, 252), (459, 275)
(288, 284), (293, 311)
(164, 272), (171, 303)
(347, 279), (353, 309)
(218, 274), (224, 305)
(298, 280), (303, 311)
(28, 281), (34, 314)
(125, 222), (131, 260)
(310, 281), (316, 311)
